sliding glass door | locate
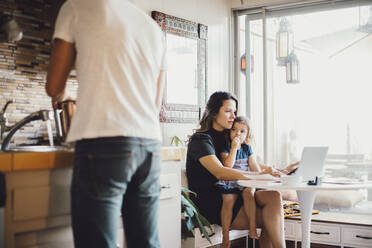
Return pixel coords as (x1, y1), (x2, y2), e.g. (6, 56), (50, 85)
(233, 1), (372, 186)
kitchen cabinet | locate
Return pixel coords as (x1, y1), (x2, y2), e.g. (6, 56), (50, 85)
(3, 159), (181, 248)
(285, 212), (372, 248)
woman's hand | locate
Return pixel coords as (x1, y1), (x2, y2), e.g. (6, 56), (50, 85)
(260, 167), (272, 175)
(281, 161), (300, 174)
(270, 168), (282, 177)
(260, 166), (281, 177)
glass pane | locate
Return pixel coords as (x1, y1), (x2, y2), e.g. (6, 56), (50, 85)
(239, 15), (265, 162)
(240, 4), (372, 201)
(166, 33), (198, 105)
(263, 5), (372, 193)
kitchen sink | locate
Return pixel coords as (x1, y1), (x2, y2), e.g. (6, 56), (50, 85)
(3, 145), (71, 153)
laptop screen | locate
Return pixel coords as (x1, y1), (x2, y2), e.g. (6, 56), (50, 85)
(296, 146), (329, 181)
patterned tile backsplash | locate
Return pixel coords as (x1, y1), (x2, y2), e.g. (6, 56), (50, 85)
(0, 0), (77, 145)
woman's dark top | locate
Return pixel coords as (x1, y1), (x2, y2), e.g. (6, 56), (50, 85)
(186, 128), (242, 225)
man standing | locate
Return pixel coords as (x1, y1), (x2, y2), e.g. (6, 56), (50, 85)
(46, 0), (166, 247)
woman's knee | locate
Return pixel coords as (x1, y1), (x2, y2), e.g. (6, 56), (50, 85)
(256, 190), (282, 206)
(267, 190), (281, 200)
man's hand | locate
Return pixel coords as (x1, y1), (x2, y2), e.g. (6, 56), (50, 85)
(51, 92), (65, 110)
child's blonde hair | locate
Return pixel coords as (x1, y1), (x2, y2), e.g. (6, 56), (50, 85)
(232, 116), (253, 145)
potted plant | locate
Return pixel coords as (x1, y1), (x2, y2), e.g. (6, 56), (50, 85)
(171, 135), (184, 147)
(181, 187), (214, 246)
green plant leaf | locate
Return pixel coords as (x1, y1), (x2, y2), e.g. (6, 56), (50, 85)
(171, 135), (184, 147)
(194, 214), (212, 243)
(180, 187), (213, 244)
(181, 186), (196, 196)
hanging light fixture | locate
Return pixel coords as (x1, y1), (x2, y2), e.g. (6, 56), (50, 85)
(240, 53), (254, 75)
(286, 52), (299, 84)
(276, 18), (294, 66)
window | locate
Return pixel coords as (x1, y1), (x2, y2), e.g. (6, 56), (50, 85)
(233, 1), (372, 200)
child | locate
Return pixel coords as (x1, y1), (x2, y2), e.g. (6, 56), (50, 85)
(216, 116), (263, 247)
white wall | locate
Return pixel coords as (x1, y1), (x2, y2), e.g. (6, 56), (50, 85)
(129, 0), (232, 145)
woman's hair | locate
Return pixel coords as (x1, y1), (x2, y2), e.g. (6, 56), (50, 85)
(196, 91), (238, 133)
(231, 116), (253, 145)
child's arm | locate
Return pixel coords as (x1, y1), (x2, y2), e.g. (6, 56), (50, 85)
(248, 156), (262, 173)
(221, 137), (240, 168)
(221, 150), (238, 168)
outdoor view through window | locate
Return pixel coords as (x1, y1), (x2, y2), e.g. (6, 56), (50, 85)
(238, 4), (372, 200)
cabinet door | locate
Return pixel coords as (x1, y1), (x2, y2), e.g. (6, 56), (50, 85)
(13, 187), (50, 221)
(158, 172), (181, 248)
(284, 220), (297, 240)
(342, 227), (372, 247)
(296, 223), (340, 244)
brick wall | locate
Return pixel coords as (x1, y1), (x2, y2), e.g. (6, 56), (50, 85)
(0, 0), (77, 146)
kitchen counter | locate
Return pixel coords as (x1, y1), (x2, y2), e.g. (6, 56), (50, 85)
(0, 146), (186, 172)
(0, 151), (74, 172)
(2, 154), (182, 248)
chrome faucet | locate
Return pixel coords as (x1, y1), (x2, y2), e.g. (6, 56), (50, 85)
(0, 99), (14, 140)
(1, 109), (53, 151)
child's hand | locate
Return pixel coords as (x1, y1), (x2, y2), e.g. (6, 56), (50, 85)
(231, 137), (241, 150)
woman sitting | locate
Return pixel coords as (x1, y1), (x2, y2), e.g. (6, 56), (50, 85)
(186, 91), (288, 248)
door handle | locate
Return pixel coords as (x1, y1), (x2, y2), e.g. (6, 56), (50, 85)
(311, 231), (330, 235)
(161, 184), (171, 189)
(356, 235), (372, 240)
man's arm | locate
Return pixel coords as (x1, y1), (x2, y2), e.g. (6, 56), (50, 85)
(46, 38), (76, 105)
(155, 70), (166, 109)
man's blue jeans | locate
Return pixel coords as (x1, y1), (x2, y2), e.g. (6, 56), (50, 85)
(71, 136), (161, 248)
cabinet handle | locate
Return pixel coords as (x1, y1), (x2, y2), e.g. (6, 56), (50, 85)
(201, 232), (215, 238)
(310, 231), (330, 235)
(356, 235), (372, 240)
(161, 184), (171, 189)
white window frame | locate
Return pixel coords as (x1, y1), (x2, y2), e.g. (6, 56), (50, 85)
(231, 0), (372, 163)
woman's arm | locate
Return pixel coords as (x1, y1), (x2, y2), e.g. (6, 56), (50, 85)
(199, 155), (251, 181)
(281, 161), (300, 174)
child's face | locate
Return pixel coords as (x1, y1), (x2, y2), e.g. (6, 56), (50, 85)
(230, 122), (248, 144)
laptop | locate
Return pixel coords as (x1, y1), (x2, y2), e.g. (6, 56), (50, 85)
(296, 146), (329, 182)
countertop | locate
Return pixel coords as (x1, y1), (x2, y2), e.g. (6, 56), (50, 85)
(0, 146), (186, 172)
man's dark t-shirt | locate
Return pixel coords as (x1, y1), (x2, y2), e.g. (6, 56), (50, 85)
(186, 128), (242, 225)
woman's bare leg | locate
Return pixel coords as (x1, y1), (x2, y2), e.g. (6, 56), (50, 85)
(230, 207), (272, 247)
(255, 190), (285, 248)
(259, 228), (273, 248)
(242, 187), (258, 239)
(221, 194), (238, 248)
(230, 190), (285, 248)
